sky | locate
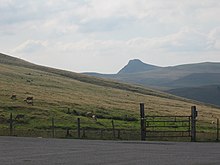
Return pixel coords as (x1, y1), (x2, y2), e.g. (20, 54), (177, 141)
(1, 0), (220, 73)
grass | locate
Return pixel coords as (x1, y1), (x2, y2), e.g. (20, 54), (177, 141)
(0, 53), (220, 141)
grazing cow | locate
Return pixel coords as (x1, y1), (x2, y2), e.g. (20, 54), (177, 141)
(92, 115), (97, 121)
(86, 112), (97, 121)
(86, 112), (93, 117)
(11, 94), (17, 100)
(24, 96), (33, 105)
(15, 114), (25, 120)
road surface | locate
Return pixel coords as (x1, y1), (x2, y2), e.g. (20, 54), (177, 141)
(0, 136), (220, 165)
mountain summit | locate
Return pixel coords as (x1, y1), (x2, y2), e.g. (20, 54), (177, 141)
(117, 59), (160, 74)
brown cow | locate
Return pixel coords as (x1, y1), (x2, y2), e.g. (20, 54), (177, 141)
(24, 96), (33, 105)
(15, 114), (25, 120)
(92, 115), (97, 121)
(86, 112), (93, 117)
(11, 94), (17, 100)
(86, 112), (97, 121)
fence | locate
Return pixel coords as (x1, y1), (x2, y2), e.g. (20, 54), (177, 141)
(145, 116), (191, 138)
(0, 114), (140, 140)
(0, 105), (219, 142)
(140, 103), (219, 142)
(196, 118), (219, 142)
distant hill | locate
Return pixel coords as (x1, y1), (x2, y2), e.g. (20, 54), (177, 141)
(118, 59), (160, 74)
(84, 59), (220, 106)
(119, 62), (220, 88)
(85, 60), (220, 88)
(166, 73), (220, 88)
(167, 85), (220, 106)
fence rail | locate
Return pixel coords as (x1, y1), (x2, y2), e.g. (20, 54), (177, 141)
(140, 103), (219, 142)
(145, 115), (191, 139)
(0, 128), (140, 140)
(0, 104), (219, 142)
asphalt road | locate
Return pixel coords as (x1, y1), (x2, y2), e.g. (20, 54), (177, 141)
(0, 136), (220, 165)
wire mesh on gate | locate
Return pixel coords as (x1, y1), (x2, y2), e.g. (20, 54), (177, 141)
(145, 115), (191, 138)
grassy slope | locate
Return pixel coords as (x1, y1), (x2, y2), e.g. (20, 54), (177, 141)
(168, 85), (220, 106)
(0, 53), (175, 99)
(167, 73), (220, 87)
(0, 53), (220, 131)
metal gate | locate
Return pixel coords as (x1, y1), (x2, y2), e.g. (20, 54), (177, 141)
(140, 103), (197, 141)
(145, 115), (191, 138)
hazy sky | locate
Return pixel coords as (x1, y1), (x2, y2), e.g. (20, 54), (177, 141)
(1, 0), (220, 73)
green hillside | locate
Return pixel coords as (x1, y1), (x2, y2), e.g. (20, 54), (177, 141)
(0, 53), (220, 132)
(167, 73), (220, 87)
(168, 85), (220, 106)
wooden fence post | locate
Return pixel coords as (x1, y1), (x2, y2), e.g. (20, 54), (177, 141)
(100, 129), (103, 139)
(82, 128), (86, 138)
(191, 106), (197, 142)
(140, 103), (146, 141)
(9, 113), (13, 136)
(77, 118), (80, 138)
(112, 120), (116, 139)
(217, 118), (219, 142)
(52, 117), (55, 138)
(117, 130), (121, 139)
(66, 128), (71, 137)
